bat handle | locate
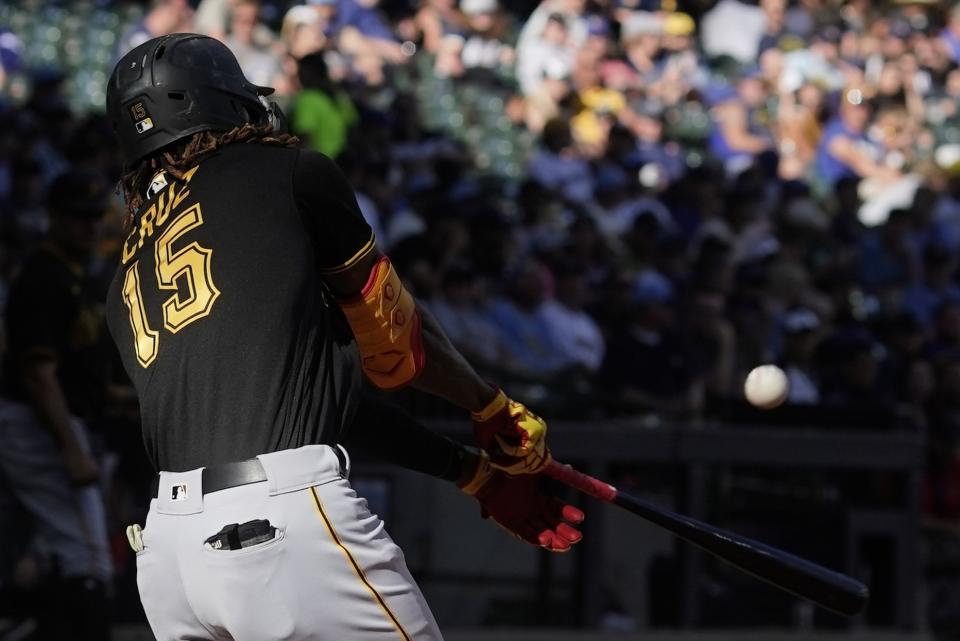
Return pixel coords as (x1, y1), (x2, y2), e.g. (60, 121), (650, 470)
(544, 459), (618, 502)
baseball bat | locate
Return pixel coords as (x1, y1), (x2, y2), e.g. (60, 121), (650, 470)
(544, 460), (869, 617)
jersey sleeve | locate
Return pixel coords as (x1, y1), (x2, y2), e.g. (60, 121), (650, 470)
(292, 149), (375, 274)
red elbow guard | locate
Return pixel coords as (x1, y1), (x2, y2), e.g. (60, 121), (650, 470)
(338, 256), (425, 390)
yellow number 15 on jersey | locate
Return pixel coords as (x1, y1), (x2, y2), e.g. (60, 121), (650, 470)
(121, 203), (220, 368)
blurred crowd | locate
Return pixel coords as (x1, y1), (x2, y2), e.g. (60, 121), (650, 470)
(2, 0), (960, 470)
(2, 0), (960, 634)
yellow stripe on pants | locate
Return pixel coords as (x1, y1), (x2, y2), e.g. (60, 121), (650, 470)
(309, 486), (412, 641)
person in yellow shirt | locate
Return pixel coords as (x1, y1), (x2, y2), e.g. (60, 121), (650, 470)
(570, 53), (626, 153)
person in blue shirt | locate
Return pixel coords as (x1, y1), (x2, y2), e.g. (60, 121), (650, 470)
(333, 0), (397, 42)
(941, 4), (960, 64)
(858, 208), (918, 295)
(308, 0), (405, 65)
(116, 0), (194, 58)
(815, 91), (899, 186)
(306, 0), (407, 84)
(902, 244), (960, 328)
(706, 71), (774, 174)
(487, 258), (568, 378)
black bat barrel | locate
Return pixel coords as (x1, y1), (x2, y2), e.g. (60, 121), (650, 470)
(612, 491), (870, 616)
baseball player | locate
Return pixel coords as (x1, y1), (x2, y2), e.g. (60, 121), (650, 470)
(105, 34), (583, 641)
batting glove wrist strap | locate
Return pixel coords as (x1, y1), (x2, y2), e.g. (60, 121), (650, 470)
(471, 388), (507, 422)
(472, 389), (550, 475)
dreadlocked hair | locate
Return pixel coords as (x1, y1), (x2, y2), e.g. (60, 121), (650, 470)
(119, 122), (299, 226)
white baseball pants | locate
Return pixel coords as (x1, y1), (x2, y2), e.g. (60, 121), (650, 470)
(136, 444), (443, 641)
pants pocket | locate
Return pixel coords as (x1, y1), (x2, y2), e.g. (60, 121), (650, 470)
(200, 527), (286, 558)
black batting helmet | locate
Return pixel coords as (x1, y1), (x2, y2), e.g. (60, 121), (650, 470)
(106, 33), (280, 168)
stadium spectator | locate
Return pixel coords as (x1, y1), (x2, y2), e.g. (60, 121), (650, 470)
(193, 0), (231, 40)
(569, 50), (624, 155)
(487, 258), (568, 379)
(758, 0), (787, 54)
(617, 12), (666, 90)
(858, 207), (918, 298)
(515, 11), (573, 95)
(281, 5), (326, 59)
(2, 157), (46, 248)
(816, 90), (900, 186)
(933, 163), (960, 250)
(117, 0), (195, 57)
(929, 298), (960, 360)
(414, 0), (465, 54)
(563, 214), (613, 289)
(541, 261), (605, 373)
(291, 51), (357, 158)
(434, 0), (515, 82)
(707, 69), (776, 177)
(779, 307), (822, 404)
(224, 0), (284, 87)
(601, 269), (703, 417)
(876, 311), (933, 423)
(681, 283), (737, 399)
(903, 244), (960, 328)
(316, 0), (406, 83)
(942, 3), (960, 64)
(776, 80), (825, 179)
(0, 170), (113, 641)
(0, 30), (24, 113)
(817, 330), (881, 405)
(428, 264), (515, 374)
(527, 117), (594, 203)
(516, 0), (587, 83)
(332, 0), (398, 43)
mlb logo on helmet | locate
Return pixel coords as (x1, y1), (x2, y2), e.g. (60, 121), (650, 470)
(130, 101), (154, 134)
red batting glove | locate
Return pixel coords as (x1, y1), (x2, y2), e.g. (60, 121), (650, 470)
(472, 388), (550, 475)
(459, 451), (584, 552)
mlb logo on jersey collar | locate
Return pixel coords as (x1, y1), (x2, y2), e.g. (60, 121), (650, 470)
(171, 484), (188, 501)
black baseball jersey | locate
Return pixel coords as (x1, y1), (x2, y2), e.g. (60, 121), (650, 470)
(2, 245), (109, 421)
(105, 144), (373, 472)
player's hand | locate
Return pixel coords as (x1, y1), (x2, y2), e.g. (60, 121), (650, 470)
(62, 447), (99, 486)
(459, 451), (584, 552)
(471, 388), (550, 475)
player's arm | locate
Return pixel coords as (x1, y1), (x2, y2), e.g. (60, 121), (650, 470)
(20, 351), (99, 484)
(324, 246), (549, 475)
(343, 394), (582, 552)
(294, 149), (548, 474)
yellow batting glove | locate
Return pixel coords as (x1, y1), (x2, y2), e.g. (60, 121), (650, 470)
(471, 388), (551, 475)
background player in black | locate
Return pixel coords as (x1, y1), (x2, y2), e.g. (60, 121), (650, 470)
(0, 169), (113, 640)
(106, 34), (582, 640)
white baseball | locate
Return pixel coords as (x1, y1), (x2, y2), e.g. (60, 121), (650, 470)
(744, 365), (789, 409)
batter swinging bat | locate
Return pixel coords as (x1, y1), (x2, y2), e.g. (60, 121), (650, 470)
(544, 460), (869, 617)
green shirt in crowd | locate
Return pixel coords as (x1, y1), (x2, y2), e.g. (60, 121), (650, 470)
(291, 89), (358, 158)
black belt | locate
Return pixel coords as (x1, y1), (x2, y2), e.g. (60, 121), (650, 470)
(151, 447), (347, 498)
